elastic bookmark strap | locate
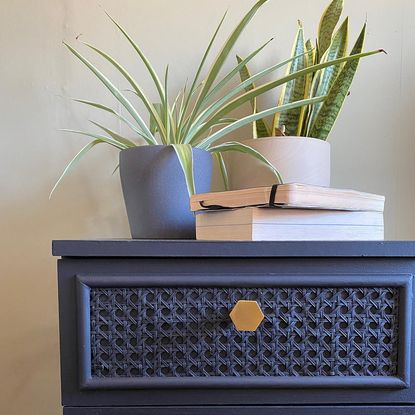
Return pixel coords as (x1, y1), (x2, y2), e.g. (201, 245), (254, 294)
(199, 184), (280, 211)
(269, 184), (279, 207)
(199, 201), (230, 211)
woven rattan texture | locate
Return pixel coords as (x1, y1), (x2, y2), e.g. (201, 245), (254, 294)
(89, 287), (399, 378)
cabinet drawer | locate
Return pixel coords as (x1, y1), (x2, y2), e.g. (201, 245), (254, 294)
(76, 274), (412, 391)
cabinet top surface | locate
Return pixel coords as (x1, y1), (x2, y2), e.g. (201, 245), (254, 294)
(52, 239), (415, 258)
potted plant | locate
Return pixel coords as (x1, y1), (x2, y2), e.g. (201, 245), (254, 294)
(229, 0), (385, 190)
(51, 0), (382, 239)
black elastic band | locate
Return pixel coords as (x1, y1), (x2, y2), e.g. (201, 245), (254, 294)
(269, 184), (279, 207)
(199, 201), (231, 211)
(199, 184), (281, 211)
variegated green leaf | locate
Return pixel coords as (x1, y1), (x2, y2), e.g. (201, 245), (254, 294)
(196, 0), (268, 100)
(171, 144), (195, 196)
(64, 43), (157, 145)
(193, 48), (383, 142)
(254, 117), (271, 138)
(106, 12), (165, 102)
(318, 0), (344, 59)
(178, 12), (227, 134)
(59, 129), (129, 150)
(186, 52), (310, 143)
(305, 39), (316, 67)
(89, 121), (137, 148)
(300, 39), (317, 136)
(72, 98), (146, 138)
(188, 0), (268, 126)
(49, 139), (102, 198)
(83, 42), (167, 142)
(304, 37), (317, 96)
(310, 24), (371, 140)
(197, 96), (326, 150)
(236, 54), (256, 110)
(274, 21), (308, 136)
(150, 103), (163, 135)
(214, 152), (230, 191)
(307, 17), (349, 134)
(208, 141), (283, 184)
(202, 38), (273, 106)
(163, 65), (172, 144)
(236, 55), (270, 138)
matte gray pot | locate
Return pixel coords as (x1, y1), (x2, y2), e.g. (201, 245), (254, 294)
(119, 145), (212, 239)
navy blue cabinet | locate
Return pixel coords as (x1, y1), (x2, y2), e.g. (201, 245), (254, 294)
(53, 240), (415, 414)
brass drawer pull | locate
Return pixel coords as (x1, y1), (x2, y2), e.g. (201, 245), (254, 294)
(230, 300), (264, 331)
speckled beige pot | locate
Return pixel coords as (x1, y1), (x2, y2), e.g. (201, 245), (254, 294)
(228, 136), (330, 190)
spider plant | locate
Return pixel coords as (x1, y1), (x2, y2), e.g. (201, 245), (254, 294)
(51, 0), (383, 197)
(237, 0), (384, 140)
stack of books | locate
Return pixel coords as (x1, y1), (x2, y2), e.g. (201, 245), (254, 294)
(190, 184), (385, 241)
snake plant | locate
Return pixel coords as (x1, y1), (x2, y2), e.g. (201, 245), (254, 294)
(238, 0), (384, 140)
(51, 0), (383, 197)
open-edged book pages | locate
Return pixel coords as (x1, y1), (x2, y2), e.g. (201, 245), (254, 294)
(191, 183), (385, 213)
(196, 208), (384, 241)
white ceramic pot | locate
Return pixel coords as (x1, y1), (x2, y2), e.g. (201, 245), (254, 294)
(228, 136), (330, 190)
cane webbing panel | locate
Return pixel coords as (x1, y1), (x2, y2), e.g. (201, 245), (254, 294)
(89, 287), (399, 378)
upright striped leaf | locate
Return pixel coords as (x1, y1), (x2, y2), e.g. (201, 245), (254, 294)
(310, 24), (370, 139)
(307, 17), (349, 134)
(305, 39), (316, 67)
(192, 48), (383, 143)
(236, 55), (270, 138)
(273, 21), (308, 136)
(186, 52), (310, 143)
(318, 0), (344, 59)
(171, 144), (195, 196)
(300, 39), (317, 136)
(197, 96), (326, 150)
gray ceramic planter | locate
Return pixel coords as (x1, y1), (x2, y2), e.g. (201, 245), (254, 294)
(120, 145), (212, 239)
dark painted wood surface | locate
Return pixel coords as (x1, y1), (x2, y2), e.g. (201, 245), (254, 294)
(58, 256), (415, 408)
(64, 406), (415, 415)
(53, 239), (415, 258)
(55, 241), (415, 414)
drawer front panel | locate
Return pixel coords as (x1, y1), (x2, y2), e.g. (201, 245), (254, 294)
(77, 274), (412, 390)
(90, 286), (399, 379)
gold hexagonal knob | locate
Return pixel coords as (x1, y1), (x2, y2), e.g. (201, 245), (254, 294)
(229, 300), (264, 331)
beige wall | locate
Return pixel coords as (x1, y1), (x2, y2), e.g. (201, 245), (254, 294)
(1, 0), (414, 413)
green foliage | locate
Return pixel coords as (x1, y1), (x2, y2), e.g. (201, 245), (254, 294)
(318, 0), (344, 59)
(238, 0), (384, 141)
(273, 20), (308, 136)
(52, 0), (384, 198)
(236, 55), (270, 138)
(309, 24), (367, 139)
(52, 0), (285, 197)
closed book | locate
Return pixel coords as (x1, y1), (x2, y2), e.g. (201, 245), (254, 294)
(191, 183), (385, 213)
(196, 208), (384, 241)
